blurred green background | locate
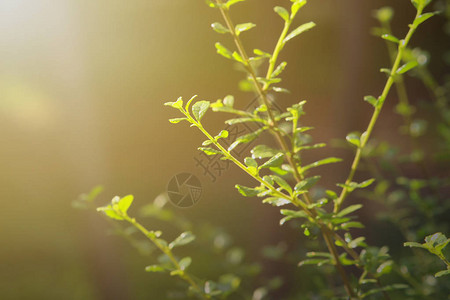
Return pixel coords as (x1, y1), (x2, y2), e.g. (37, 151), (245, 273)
(0, 0), (447, 299)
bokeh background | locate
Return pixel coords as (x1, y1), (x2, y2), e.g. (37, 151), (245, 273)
(0, 0), (448, 299)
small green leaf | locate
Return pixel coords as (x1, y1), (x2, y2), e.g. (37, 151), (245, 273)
(215, 42), (233, 59)
(117, 195), (133, 214)
(202, 140), (213, 146)
(198, 147), (223, 156)
(226, 0), (246, 9)
(403, 242), (427, 249)
(413, 12), (436, 27)
(274, 6), (290, 22)
(280, 209), (309, 225)
(185, 95), (198, 111)
(337, 204), (363, 217)
(272, 87), (290, 93)
(169, 118), (187, 124)
(235, 23), (256, 36)
(346, 132), (361, 148)
(435, 269), (450, 277)
(251, 145), (280, 159)
(253, 48), (271, 57)
(270, 175), (292, 195)
(259, 153), (284, 169)
(228, 127), (266, 151)
(211, 22), (230, 34)
(291, 0), (307, 16)
(97, 206), (124, 220)
(164, 97), (183, 109)
(244, 157), (258, 175)
(232, 51), (244, 63)
(294, 176), (321, 193)
(301, 157), (342, 173)
(169, 232), (196, 249)
(235, 184), (261, 197)
(364, 95), (378, 107)
(271, 62), (287, 78)
(145, 265), (166, 272)
(374, 7), (394, 23)
(223, 95), (234, 107)
(396, 60), (419, 74)
(263, 197), (290, 207)
(283, 22), (316, 43)
(337, 178), (375, 193)
(178, 257), (192, 271)
(381, 34), (399, 43)
(192, 100), (210, 121)
(215, 130), (229, 140)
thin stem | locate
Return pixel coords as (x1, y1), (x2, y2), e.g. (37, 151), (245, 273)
(213, 2), (357, 297)
(124, 215), (210, 300)
(334, 6), (424, 213)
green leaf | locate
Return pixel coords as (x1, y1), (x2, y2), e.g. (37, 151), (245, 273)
(337, 204), (363, 217)
(145, 265), (166, 272)
(301, 157), (342, 173)
(341, 221), (365, 230)
(97, 205), (124, 220)
(364, 95), (378, 107)
(381, 34), (399, 43)
(413, 12), (436, 27)
(377, 260), (393, 276)
(410, 0), (432, 10)
(228, 127), (266, 151)
(178, 257), (192, 271)
(270, 175), (292, 195)
(244, 157), (258, 175)
(396, 60), (418, 74)
(271, 62), (287, 78)
(198, 147), (223, 156)
(291, 0), (307, 16)
(374, 7), (394, 23)
(235, 184), (261, 197)
(211, 22), (230, 34)
(185, 95), (198, 111)
(403, 242), (427, 249)
(259, 153), (284, 169)
(215, 130), (229, 140)
(283, 22), (316, 43)
(346, 132), (361, 148)
(232, 51), (244, 63)
(117, 195), (133, 214)
(337, 178), (375, 193)
(263, 197), (290, 207)
(223, 95), (234, 107)
(169, 118), (187, 124)
(169, 232), (196, 249)
(215, 42), (233, 59)
(251, 145), (280, 159)
(280, 209), (309, 225)
(253, 48), (271, 58)
(225, 117), (262, 125)
(235, 23), (256, 36)
(226, 0), (246, 8)
(272, 87), (290, 93)
(274, 6), (290, 22)
(298, 258), (331, 267)
(435, 269), (450, 277)
(192, 101), (210, 121)
(164, 97), (183, 109)
(294, 176), (321, 193)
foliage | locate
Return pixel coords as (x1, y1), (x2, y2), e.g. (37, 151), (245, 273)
(80, 0), (450, 299)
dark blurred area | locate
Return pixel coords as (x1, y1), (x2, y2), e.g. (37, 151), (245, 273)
(0, 0), (448, 299)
